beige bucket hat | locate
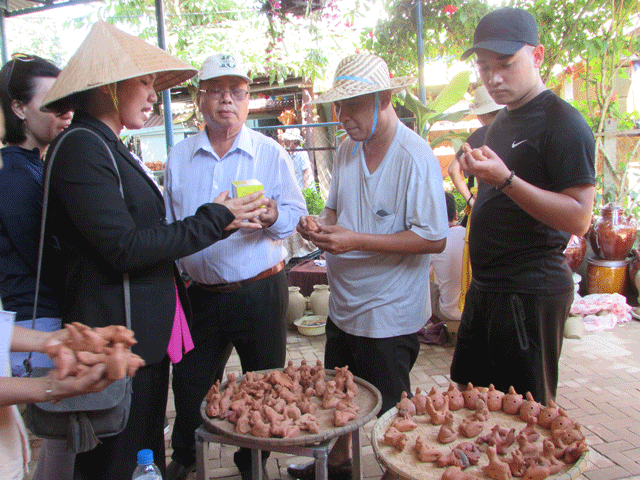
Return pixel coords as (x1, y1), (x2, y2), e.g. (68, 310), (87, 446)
(311, 53), (416, 104)
(42, 20), (197, 111)
(468, 85), (503, 115)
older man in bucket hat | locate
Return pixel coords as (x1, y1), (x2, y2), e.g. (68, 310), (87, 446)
(164, 53), (306, 480)
(291, 53), (448, 480)
(450, 8), (595, 406)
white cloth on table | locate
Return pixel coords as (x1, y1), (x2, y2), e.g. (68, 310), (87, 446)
(570, 293), (632, 331)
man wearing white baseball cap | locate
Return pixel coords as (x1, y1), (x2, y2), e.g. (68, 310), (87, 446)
(281, 128), (312, 190)
(291, 53), (448, 480)
(450, 7), (596, 406)
(164, 53), (306, 480)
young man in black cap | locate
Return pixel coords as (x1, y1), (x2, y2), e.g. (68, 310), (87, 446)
(450, 7), (596, 405)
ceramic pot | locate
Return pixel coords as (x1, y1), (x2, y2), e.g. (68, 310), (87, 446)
(563, 235), (587, 272)
(309, 284), (330, 317)
(589, 203), (637, 261)
(586, 256), (629, 295)
(287, 286), (307, 328)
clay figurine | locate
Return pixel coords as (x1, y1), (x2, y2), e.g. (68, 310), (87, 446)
(550, 409), (574, 433)
(383, 426), (408, 451)
(522, 462), (550, 480)
(481, 446), (512, 480)
(506, 449), (527, 477)
(445, 383), (465, 411)
(414, 435), (444, 462)
(486, 384), (505, 412)
(519, 392), (542, 423)
(538, 399), (560, 429)
(437, 412), (459, 444)
(397, 391), (417, 418)
(412, 387), (429, 414)
(426, 395), (450, 425)
(392, 416), (418, 432)
(519, 418), (540, 443)
(502, 386), (524, 415)
(441, 466), (481, 480)
(540, 439), (565, 474)
(429, 386), (446, 410)
(462, 383), (481, 410)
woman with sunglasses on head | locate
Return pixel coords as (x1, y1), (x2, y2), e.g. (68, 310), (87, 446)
(40, 22), (265, 480)
(0, 54), (75, 480)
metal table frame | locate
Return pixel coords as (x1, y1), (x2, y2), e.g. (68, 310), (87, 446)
(195, 425), (364, 480)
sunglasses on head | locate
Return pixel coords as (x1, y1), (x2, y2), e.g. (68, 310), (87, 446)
(4, 52), (35, 99)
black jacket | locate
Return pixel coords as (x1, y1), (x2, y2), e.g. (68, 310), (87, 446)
(46, 112), (234, 364)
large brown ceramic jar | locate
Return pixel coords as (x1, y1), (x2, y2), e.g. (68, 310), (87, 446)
(589, 203), (637, 261)
(563, 234), (587, 272)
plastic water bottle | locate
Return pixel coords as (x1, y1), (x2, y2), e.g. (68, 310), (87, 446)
(132, 449), (163, 480)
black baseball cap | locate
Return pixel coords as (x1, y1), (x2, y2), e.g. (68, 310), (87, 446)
(461, 7), (538, 60)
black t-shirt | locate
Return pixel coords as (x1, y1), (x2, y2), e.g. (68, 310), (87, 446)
(469, 90), (595, 294)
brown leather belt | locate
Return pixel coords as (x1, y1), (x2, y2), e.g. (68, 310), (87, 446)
(194, 261), (285, 294)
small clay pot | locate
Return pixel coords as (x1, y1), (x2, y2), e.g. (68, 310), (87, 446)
(589, 203), (637, 260)
(309, 284), (330, 317)
(563, 234), (587, 272)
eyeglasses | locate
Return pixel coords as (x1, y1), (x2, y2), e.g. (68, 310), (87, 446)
(4, 53), (35, 99)
(198, 88), (249, 102)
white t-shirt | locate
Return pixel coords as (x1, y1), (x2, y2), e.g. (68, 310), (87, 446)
(430, 225), (466, 321)
(325, 122), (448, 338)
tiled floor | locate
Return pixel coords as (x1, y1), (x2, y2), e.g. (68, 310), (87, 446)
(27, 318), (640, 480)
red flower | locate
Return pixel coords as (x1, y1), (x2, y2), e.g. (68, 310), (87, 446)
(444, 4), (457, 16)
(368, 30), (374, 39)
(564, 65), (573, 75)
(610, 92), (618, 103)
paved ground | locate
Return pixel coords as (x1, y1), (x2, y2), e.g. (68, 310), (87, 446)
(27, 317), (640, 480)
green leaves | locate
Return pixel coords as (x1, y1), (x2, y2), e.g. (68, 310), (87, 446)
(400, 70), (470, 138)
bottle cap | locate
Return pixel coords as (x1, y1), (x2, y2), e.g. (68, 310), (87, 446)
(137, 449), (154, 466)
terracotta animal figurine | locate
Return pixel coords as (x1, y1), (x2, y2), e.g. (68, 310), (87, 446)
(441, 466), (481, 480)
(462, 383), (481, 410)
(414, 435), (444, 462)
(515, 432), (539, 458)
(502, 386), (524, 415)
(437, 412), (459, 444)
(519, 392), (542, 423)
(481, 446), (512, 480)
(392, 416), (418, 432)
(522, 462), (550, 480)
(540, 439), (565, 474)
(426, 395), (450, 425)
(383, 426), (408, 451)
(506, 449), (527, 477)
(563, 438), (589, 464)
(550, 409), (574, 433)
(397, 391), (417, 418)
(537, 398), (560, 429)
(445, 383), (465, 411)
(519, 418), (540, 443)
(486, 384), (505, 411)
(429, 386), (446, 410)
(412, 387), (429, 414)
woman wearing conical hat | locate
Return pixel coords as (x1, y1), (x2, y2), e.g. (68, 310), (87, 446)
(41, 21), (266, 480)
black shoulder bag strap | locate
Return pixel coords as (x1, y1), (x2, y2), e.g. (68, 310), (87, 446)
(26, 127), (131, 376)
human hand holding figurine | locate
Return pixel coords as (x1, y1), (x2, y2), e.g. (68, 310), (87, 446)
(214, 190), (267, 230)
(458, 143), (512, 189)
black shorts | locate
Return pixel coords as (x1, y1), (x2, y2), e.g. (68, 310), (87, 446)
(450, 283), (573, 405)
(324, 317), (420, 415)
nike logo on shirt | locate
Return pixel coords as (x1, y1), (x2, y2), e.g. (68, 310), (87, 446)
(512, 139), (527, 148)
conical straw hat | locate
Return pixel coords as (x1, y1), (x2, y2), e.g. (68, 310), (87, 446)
(311, 54), (416, 104)
(42, 20), (197, 110)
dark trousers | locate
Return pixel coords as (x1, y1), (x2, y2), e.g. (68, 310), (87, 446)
(74, 356), (170, 480)
(324, 317), (420, 416)
(450, 283), (573, 405)
(170, 270), (288, 469)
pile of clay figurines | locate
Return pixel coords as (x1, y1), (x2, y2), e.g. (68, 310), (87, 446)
(204, 360), (360, 439)
(380, 383), (589, 480)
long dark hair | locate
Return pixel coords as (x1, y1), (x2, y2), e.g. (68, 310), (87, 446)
(0, 55), (60, 145)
